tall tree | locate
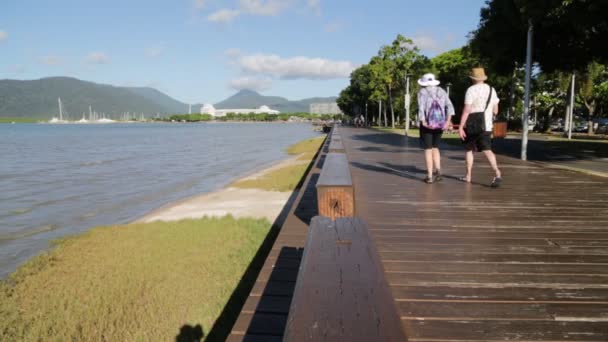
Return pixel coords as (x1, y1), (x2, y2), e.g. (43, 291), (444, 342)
(471, 0), (608, 75)
(578, 62), (607, 134)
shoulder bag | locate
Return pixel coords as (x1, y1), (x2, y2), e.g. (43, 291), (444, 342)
(465, 85), (493, 136)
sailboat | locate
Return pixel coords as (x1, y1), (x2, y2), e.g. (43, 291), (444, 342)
(77, 112), (89, 123)
(49, 97), (68, 123)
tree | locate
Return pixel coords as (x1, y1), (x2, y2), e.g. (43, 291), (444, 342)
(431, 47), (480, 121)
(534, 71), (570, 132)
(471, 0), (608, 75)
(578, 62), (607, 134)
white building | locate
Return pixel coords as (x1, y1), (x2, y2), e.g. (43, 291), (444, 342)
(200, 104), (280, 117)
(310, 102), (342, 115)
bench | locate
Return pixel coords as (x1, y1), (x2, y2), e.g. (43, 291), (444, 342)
(284, 217), (406, 341)
(316, 153), (354, 219)
(327, 139), (345, 153)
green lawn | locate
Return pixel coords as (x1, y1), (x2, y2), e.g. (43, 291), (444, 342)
(0, 216), (271, 341)
(232, 136), (325, 192)
(0, 117), (39, 123)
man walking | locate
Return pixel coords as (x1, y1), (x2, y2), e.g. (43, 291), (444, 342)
(458, 67), (502, 188)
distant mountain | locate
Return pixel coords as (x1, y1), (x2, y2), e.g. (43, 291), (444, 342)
(215, 89), (337, 113)
(0, 77), (188, 119)
(0, 78), (337, 119)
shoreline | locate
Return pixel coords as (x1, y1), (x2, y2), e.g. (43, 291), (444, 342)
(135, 154), (307, 223)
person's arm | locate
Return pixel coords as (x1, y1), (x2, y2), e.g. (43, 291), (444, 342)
(459, 104), (471, 140)
(459, 88), (473, 140)
(444, 90), (456, 130)
(418, 91), (426, 127)
(492, 89), (499, 116)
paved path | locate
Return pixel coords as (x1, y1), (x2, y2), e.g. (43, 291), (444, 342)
(343, 128), (608, 341)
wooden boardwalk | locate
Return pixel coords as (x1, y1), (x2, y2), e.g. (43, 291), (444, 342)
(228, 127), (608, 341)
(343, 128), (608, 341)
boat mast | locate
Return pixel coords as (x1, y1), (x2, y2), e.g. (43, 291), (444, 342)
(58, 97), (63, 121)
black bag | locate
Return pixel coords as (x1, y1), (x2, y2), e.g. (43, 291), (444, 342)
(465, 85), (493, 136)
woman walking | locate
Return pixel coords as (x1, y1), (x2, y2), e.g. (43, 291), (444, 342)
(458, 67), (503, 188)
(417, 73), (455, 184)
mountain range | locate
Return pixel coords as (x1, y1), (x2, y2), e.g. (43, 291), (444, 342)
(0, 77), (337, 119)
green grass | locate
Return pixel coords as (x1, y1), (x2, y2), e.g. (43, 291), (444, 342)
(232, 163), (312, 192)
(233, 136), (325, 192)
(0, 117), (39, 123)
(0, 216), (271, 341)
(286, 136), (325, 155)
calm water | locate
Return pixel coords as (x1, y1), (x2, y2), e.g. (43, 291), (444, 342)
(0, 123), (320, 278)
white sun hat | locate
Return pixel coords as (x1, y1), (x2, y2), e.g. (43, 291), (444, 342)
(417, 73), (440, 87)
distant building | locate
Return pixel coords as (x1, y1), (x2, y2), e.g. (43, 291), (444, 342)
(310, 102), (342, 115)
(200, 104), (280, 117)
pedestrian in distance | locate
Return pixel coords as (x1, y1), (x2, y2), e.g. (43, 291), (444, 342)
(458, 67), (503, 188)
(417, 73), (455, 184)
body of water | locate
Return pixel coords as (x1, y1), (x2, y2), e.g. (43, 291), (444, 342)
(0, 122), (320, 278)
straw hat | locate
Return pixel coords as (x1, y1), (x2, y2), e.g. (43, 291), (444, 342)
(469, 67), (488, 81)
(417, 73), (440, 87)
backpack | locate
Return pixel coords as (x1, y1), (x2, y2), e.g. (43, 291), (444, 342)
(425, 89), (446, 129)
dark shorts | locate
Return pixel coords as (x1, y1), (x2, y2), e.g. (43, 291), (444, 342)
(419, 126), (443, 149)
(464, 132), (492, 152)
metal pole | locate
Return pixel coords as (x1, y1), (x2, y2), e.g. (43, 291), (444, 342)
(568, 73), (575, 140)
(405, 75), (410, 135)
(365, 101), (368, 126)
(521, 20), (533, 161)
(378, 100), (382, 126)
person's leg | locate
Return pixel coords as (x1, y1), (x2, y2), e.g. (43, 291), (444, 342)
(478, 133), (502, 187)
(425, 149), (433, 180)
(464, 150), (474, 182)
(432, 148), (441, 178)
(420, 128), (434, 183)
(482, 150), (501, 177)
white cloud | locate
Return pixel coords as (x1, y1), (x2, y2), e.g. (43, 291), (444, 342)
(145, 44), (166, 58)
(224, 48), (242, 58)
(307, 0), (320, 14)
(0, 30), (7, 41)
(237, 54), (356, 80)
(412, 34), (455, 54)
(239, 0), (292, 16)
(207, 9), (241, 23)
(229, 76), (273, 91)
(39, 55), (62, 66)
(194, 0), (209, 9)
(86, 52), (111, 64)
(324, 21), (343, 33)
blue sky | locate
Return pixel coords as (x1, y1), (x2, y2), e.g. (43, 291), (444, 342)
(1, 0), (487, 104)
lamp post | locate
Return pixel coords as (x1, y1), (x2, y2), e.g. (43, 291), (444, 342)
(404, 72), (411, 136)
(521, 19), (533, 161)
(446, 82), (452, 98)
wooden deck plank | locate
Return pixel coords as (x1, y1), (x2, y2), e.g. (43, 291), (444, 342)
(340, 127), (608, 341)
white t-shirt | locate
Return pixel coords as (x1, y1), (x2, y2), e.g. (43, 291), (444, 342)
(465, 83), (499, 132)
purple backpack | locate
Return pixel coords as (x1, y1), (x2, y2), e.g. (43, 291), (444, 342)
(425, 89), (446, 129)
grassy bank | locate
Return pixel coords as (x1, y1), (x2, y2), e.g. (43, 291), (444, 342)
(0, 117), (39, 123)
(232, 136), (325, 191)
(0, 216), (270, 341)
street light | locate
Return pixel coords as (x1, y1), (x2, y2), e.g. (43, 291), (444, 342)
(399, 41), (414, 136)
(404, 72), (411, 136)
